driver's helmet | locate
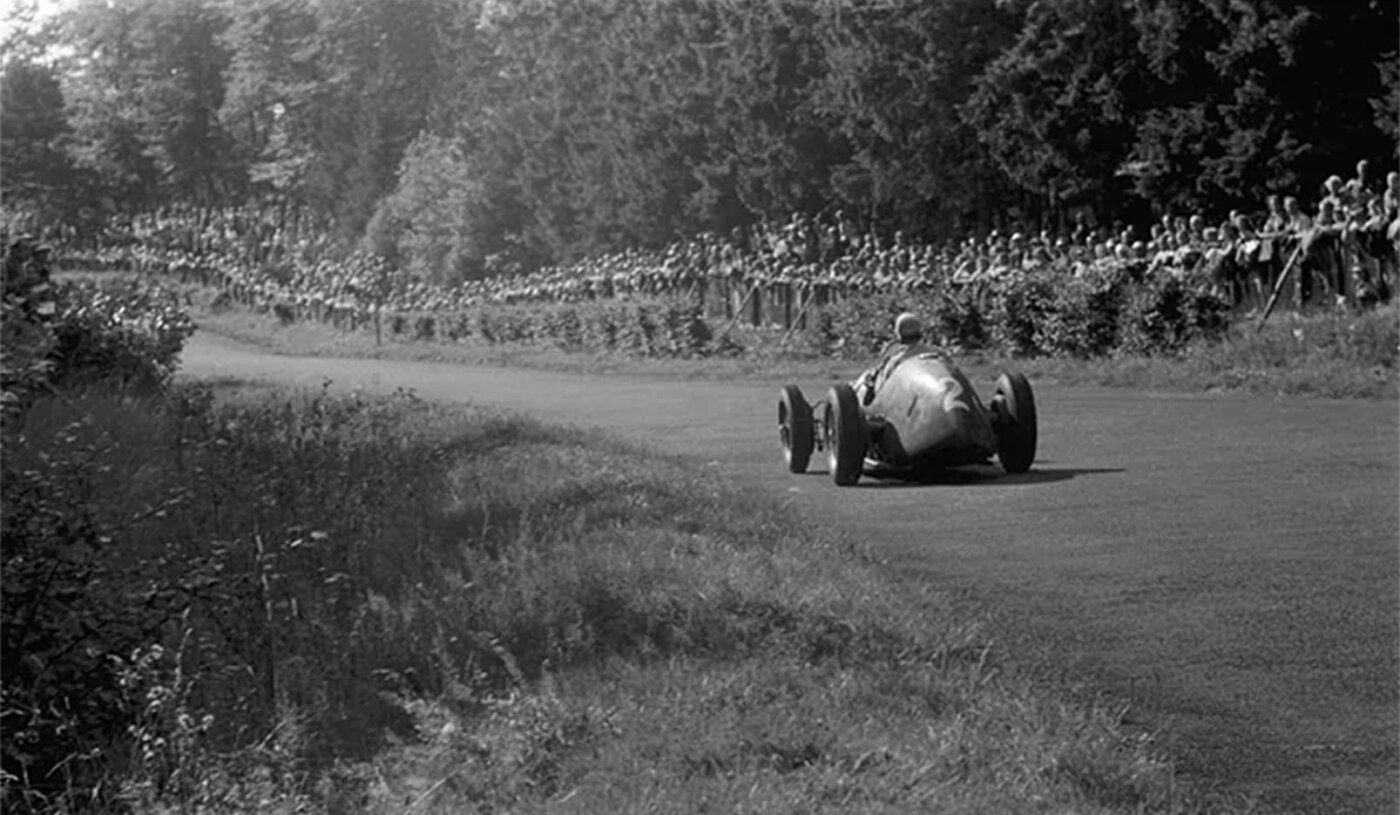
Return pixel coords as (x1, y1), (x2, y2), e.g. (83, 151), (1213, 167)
(894, 312), (922, 342)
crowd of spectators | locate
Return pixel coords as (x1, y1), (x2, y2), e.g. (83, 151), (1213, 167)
(22, 157), (1400, 322)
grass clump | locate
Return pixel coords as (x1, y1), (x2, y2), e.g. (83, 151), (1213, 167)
(3, 381), (1251, 813)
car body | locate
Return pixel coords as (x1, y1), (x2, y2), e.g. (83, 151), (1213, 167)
(779, 346), (1037, 485)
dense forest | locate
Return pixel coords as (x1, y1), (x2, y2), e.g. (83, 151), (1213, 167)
(3, 0), (1396, 280)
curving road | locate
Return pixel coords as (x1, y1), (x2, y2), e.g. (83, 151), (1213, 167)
(180, 332), (1399, 815)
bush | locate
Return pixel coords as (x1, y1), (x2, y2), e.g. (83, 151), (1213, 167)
(808, 292), (911, 358)
(794, 269), (1235, 361)
(1035, 273), (1124, 358)
(0, 298), (57, 418)
(1, 392), (211, 812)
(413, 314), (436, 341)
(2, 238), (194, 419)
(1117, 272), (1230, 356)
(987, 274), (1057, 357)
(458, 297), (713, 358)
(929, 286), (988, 352)
(46, 281), (194, 391)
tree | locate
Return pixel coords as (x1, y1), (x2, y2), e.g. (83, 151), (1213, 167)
(0, 58), (82, 219)
(218, 0), (445, 237)
(963, 0), (1148, 225)
(216, 0), (321, 198)
(57, 0), (240, 206)
(811, 0), (1019, 238)
(1375, 51), (1399, 153)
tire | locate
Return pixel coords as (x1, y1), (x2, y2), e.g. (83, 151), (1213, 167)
(993, 371), (1037, 474)
(779, 385), (814, 474)
(824, 383), (866, 486)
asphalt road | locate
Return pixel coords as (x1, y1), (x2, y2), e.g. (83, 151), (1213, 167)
(181, 332), (1399, 814)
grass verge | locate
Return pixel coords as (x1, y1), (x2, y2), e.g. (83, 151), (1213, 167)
(181, 285), (1397, 399)
(2, 381), (1256, 813)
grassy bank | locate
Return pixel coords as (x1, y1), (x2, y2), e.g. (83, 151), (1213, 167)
(2, 381), (1252, 813)
(181, 284), (1397, 399)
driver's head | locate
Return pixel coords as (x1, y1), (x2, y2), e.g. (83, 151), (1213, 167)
(894, 312), (922, 342)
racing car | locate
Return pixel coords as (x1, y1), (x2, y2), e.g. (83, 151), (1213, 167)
(778, 346), (1037, 486)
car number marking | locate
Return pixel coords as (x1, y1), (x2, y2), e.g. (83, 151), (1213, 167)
(938, 377), (971, 414)
(910, 355), (972, 414)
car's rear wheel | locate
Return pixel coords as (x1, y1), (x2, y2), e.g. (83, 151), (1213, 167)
(992, 371), (1037, 474)
(779, 385), (813, 473)
(825, 383), (866, 486)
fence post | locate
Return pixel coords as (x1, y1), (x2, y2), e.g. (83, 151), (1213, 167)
(1257, 243), (1306, 330)
(721, 283), (761, 337)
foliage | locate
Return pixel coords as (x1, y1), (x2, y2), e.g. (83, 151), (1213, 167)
(763, 268), (1228, 363)
(963, 0), (1146, 211)
(1116, 271), (1231, 357)
(966, 0), (1397, 215)
(46, 280), (195, 391)
(365, 132), (541, 282)
(0, 406), (196, 813)
(2, 237), (189, 417)
(58, 0), (240, 207)
(0, 297), (57, 416)
(216, 0), (443, 236)
(391, 297), (714, 358)
(985, 274), (1055, 358)
(5, 0), (1393, 268)
(809, 291), (922, 358)
(1034, 270), (1126, 359)
(0, 59), (85, 222)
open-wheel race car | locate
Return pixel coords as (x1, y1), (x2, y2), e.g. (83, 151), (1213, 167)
(778, 346), (1037, 486)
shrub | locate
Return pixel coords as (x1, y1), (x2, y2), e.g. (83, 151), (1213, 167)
(0, 299), (57, 419)
(413, 314), (437, 341)
(457, 297), (714, 359)
(929, 286), (988, 352)
(1035, 274), (1124, 358)
(47, 280), (195, 392)
(1, 397), (207, 812)
(579, 301), (620, 351)
(987, 274), (1057, 357)
(2, 236), (194, 414)
(1118, 272), (1230, 356)
(540, 304), (584, 350)
(809, 292), (909, 358)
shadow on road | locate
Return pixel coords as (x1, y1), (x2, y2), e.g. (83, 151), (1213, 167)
(824, 465), (1126, 488)
(990, 467), (1126, 486)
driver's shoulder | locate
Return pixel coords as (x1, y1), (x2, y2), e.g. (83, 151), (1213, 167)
(886, 341), (936, 363)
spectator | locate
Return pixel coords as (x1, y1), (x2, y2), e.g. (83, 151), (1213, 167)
(1285, 197), (1312, 232)
(1346, 159), (1375, 208)
(1320, 175), (1348, 216)
(1359, 196), (1395, 303)
(1265, 196), (1282, 235)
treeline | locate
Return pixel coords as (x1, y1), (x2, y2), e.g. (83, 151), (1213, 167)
(3, 0), (1396, 280)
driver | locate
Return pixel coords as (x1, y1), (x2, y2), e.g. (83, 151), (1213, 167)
(855, 311), (923, 404)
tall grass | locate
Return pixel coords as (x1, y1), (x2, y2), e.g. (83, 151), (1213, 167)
(3, 382), (1253, 813)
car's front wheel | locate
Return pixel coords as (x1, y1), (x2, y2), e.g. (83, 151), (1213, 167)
(825, 383), (866, 486)
(991, 371), (1037, 474)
